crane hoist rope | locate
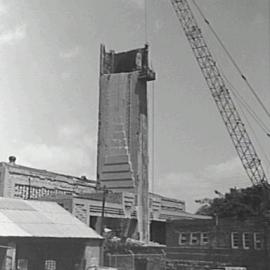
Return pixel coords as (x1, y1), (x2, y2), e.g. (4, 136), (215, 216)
(191, 0), (270, 122)
(219, 65), (270, 137)
(170, 0), (269, 187)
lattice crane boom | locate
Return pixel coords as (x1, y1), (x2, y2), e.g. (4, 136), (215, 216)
(170, 0), (268, 186)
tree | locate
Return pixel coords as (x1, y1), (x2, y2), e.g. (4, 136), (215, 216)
(196, 185), (270, 219)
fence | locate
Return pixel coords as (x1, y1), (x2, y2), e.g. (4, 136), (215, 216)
(105, 252), (166, 270)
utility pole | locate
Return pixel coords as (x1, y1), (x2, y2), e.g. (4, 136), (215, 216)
(100, 186), (108, 235)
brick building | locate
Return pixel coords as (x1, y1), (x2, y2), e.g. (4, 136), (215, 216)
(0, 158), (96, 199)
(165, 217), (270, 270)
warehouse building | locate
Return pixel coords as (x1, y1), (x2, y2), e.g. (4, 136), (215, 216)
(0, 197), (103, 270)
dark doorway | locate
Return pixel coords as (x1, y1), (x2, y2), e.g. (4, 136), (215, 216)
(135, 258), (147, 270)
(89, 216), (97, 230)
(150, 221), (166, 245)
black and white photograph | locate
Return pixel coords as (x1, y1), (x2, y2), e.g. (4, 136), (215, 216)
(0, 0), (269, 269)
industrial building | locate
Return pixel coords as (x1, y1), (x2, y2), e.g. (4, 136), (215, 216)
(0, 157), (96, 199)
(0, 44), (207, 249)
(0, 0), (269, 269)
(0, 156), (207, 244)
(166, 217), (269, 270)
(0, 197), (103, 270)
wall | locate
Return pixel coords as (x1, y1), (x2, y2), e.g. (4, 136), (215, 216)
(105, 246), (166, 270)
(14, 238), (102, 270)
(97, 50), (150, 192)
(97, 44), (155, 242)
(165, 217), (270, 270)
(0, 162), (96, 199)
(0, 165), (5, 197)
(46, 193), (193, 245)
(0, 241), (16, 270)
(48, 193), (188, 231)
(84, 240), (103, 268)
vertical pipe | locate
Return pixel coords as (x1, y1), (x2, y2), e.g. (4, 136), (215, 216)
(100, 186), (107, 235)
(27, 177), (31, 200)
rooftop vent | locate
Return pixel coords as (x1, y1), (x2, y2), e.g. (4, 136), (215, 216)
(8, 156), (16, 164)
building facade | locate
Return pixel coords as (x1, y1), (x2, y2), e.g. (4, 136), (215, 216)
(44, 191), (207, 245)
(0, 157), (206, 246)
(0, 158), (96, 200)
(165, 217), (270, 270)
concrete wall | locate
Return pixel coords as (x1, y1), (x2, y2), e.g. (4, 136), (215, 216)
(97, 45), (154, 195)
(0, 162), (96, 199)
(97, 71), (148, 192)
(0, 165), (6, 197)
(84, 240), (103, 269)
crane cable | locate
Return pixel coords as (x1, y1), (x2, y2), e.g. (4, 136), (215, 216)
(201, 26), (270, 138)
(237, 99), (270, 174)
(230, 84), (270, 168)
(144, 0), (148, 44)
(207, 43), (270, 170)
(220, 70), (270, 169)
(151, 79), (155, 193)
(216, 54), (270, 166)
(221, 70), (270, 136)
(191, 0), (270, 122)
(144, 0), (155, 192)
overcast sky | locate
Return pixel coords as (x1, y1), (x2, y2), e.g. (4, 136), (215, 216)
(0, 0), (269, 212)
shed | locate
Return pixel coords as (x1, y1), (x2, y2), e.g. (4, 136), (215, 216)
(0, 197), (103, 270)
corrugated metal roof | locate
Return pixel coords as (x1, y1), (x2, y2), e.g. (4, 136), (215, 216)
(0, 197), (103, 239)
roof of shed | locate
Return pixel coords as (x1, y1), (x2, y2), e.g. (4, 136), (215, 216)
(0, 197), (103, 239)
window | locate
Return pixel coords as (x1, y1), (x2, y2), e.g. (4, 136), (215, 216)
(201, 232), (209, 245)
(254, 232), (263, 250)
(190, 232), (200, 245)
(178, 233), (188, 245)
(17, 259), (28, 270)
(231, 232), (240, 249)
(242, 232), (251, 249)
(44, 260), (56, 270)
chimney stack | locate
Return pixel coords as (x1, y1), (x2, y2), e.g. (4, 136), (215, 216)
(8, 156), (16, 165)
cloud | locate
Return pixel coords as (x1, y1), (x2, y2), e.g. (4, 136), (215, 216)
(14, 124), (97, 179)
(130, 0), (145, 9)
(153, 19), (163, 33)
(0, 24), (26, 45)
(155, 157), (250, 213)
(57, 124), (96, 150)
(203, 157), (245, 182)
(0, 2), (7, 15)
(60, 72), (71, 80)
(120, 0), (144, 9)
(17, 143), (94, 177)
(154, 171), (212, 214)
(60, 46), (80, 59)
(252, 13), (265, 26)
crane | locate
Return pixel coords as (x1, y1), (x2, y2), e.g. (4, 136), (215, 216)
(170, 0), (269, 187)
